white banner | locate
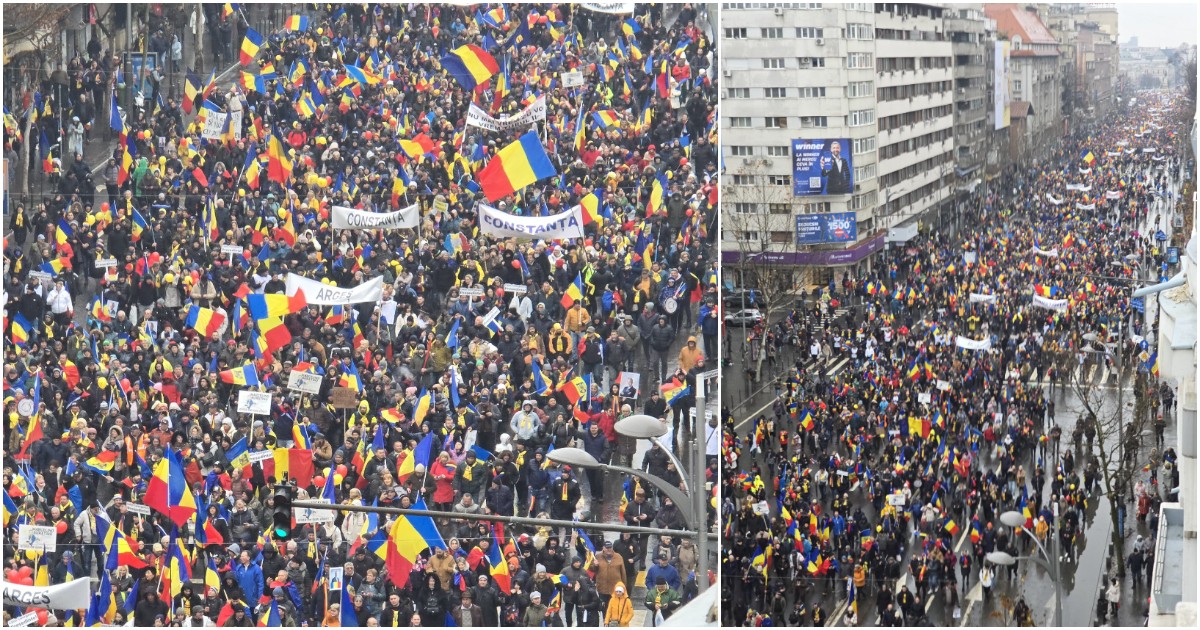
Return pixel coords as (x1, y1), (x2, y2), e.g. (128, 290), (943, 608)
(2, 578), (92, 610)
(1065, 184), (1092, 192)
(1045, 193), (1063, 205)
(331, 204), (418, 230)
(969, 293), (998, 304)
(1032, 295), (1070, 311)
(1031, 247), (1059, 257)
(1078, 167), (1092, 175)
(1076, 203), (1096, 210)
(1106, 191), (1122, 200)
(478, 204), (584, 240)
(580, 2), (635, 13)
(955, 336), (992, 351)
(286, 274), (384, 305)
(1105, 151), (1121, 157)
(465, 97), (547, 132)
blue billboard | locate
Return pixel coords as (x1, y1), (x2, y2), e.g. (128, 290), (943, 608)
(795, 212), (858, 245)
(792, 138), (854, 196)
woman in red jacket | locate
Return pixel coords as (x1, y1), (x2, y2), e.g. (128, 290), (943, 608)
(429, 451), (457, 511)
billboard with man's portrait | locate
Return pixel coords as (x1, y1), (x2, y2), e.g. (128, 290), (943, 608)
(791, 138), (854, 196)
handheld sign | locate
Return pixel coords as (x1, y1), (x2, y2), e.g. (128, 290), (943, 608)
(751, 501), (769, 516)
(237, 390), (272, 415)
(18, 525), (57, 552)
(330, 387), (358, 409)
(287, 370), (323, 395)
(220, 244), (244, 255)
(327, 567), (345, 592)
(294, 499), (334, 524)
(459, 287), (484, 298)
(248, 450), (275, 464)
(94, 258), (119, 269)
(503, 283), (528, 294)
(562, 71), (585, 88)
(124, 503), (151, 516)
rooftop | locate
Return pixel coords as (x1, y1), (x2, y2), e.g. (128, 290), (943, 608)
(984, 4), (1058, 46)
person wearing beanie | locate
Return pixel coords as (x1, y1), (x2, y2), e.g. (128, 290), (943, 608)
(644, 576), (681, 625)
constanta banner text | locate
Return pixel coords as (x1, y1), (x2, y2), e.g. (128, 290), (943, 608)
(331, 204), (419, 230)
(478, 204), (584, 240)
(285, 274), (384, 305)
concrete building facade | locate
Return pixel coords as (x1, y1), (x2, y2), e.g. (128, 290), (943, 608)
(984, 3), (1062, 162)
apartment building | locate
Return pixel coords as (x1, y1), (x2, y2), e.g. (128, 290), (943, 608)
(984, 4), (1062, 162)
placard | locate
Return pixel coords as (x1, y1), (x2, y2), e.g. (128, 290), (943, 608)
(7, 612), (38, 627)
(294, 498), (334, 524)
(562, 71), (585, 88)
(237, 390), (272, 415)
(330, 387), (358, 409)
(433, 198), (449, 213)
(503, 283), (527, 294)
(918, 392), (932, 404)
(94, 258), (119, 268)
(221, 244), (244, 255)
(249, 450), (275, 464)
(751, 501), (769, 515)
(327, 567), (345, 591)
(124, 503), (151, 516)
(28, 271), (53, 282)
(459, 287), (484, 298)
(887, 493), (906, 507)
(287, 370), (323, 395)
(200, 111), (229, 140)
(936, 380), (951, 391)
(17, 525), (57, 552)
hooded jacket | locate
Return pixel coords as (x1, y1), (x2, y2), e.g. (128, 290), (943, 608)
(605, 582), (634, 627)
(677, 337), (703, 372)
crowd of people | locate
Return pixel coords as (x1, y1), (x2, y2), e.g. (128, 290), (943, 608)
(722, 90), (1188, 627)
(3, 3), (718, 627)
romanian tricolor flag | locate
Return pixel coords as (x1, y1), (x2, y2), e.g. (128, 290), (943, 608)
(944, 519), (960, 536)
(646, 174), (666, 216)
(659, 378), (690, 406)
(131, 208), (149, 241)
(55, 218), (73, 244)
(559, 272), (584, 308)
(247, 290), (307, 320)
(591, 110), (619, 129)
(1081, 150), (1095, 165)
(239, 28), (262, 66)
(40, 257), (71, 275)
(398, 133), (436, 158)
(560, 377), (587, 405)
(145, 448), (197, 526)
(440, 44), (500, 90)
(11, 312), (32, 346)
(185, 305), (225, 338)
(219, 364), (260, 387)
(272, 448), (315, 484)
(798, 408), (815, 431)
(83, 451), (119, 475)
(257, 316), (292, 354)
(477, 130), (557, 202)
(579, 191), (601, 225)
(283, 15), (309, 31)
(267, 129), (293, 184)
(183, 70), (201, 114)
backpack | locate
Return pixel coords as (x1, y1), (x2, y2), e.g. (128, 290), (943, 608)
(502, 601), (521, 626)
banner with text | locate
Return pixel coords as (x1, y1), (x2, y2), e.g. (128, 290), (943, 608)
(478, 204), (584, 240)
(1032, 295), (1070, 311)
(466, 97), (547, 132)
(955, 336), (993, 351)
(2, 578), (92, 610)
(969, 293), (998, 304)
(285, 274), (384, 305)
(331, 204), (419, 230)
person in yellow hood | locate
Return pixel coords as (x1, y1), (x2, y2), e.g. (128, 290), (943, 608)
(677, 336), (703, 372)
(605, 581), (634, 627)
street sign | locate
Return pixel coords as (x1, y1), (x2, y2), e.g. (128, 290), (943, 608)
(17, 525), (56, 552)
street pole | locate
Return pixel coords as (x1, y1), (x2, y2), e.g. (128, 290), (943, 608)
(693, 374), (710, 592)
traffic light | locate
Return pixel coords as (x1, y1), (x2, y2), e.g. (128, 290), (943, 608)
(272, 484), (293, 540)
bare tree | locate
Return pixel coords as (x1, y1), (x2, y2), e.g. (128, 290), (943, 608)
(723, 159), (801, 380)
(1070, 368), (1153, 577)
(4, 5), (71, 194)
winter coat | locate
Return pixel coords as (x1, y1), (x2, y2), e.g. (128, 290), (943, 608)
(605, 582), (635, 627)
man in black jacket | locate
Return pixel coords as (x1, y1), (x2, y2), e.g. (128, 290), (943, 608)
(822, 141), (852, 194)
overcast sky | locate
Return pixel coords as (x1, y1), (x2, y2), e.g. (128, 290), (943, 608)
(1117, 3), (1197, 47)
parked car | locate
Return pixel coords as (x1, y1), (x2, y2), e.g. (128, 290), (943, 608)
(723, 289), (767, 310)
(724, 308), (764, 327)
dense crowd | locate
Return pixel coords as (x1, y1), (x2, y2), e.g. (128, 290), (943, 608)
(3, 3), (718, 627)
(722, 90), (1188, 627)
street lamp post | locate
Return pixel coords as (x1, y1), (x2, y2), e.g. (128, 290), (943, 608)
(987, 509), (1062, 626)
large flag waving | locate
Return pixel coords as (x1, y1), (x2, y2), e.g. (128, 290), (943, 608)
(144, 448), (197, 526)
(478, 130), (558, 202)
(441, 44), (500, 90)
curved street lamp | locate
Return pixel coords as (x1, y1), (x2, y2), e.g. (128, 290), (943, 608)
(546, 447), (694, 529)
(988, 510), (1062, 626)
(614, 414), (691, 494)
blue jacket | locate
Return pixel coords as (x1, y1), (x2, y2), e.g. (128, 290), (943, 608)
(644, 562), (681, 591)
(233, 562), (263, 604)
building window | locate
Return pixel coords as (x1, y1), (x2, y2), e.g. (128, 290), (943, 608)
(731, 174), (756, 185)
(727, 87), (750, 99)
(732, 203), (755, 214)
(844, 3), (871, 10)
(852, 137), (876, 155)
(797, 86), (827, 98)
(847, 53), (874, 69)
(769, 175), (791, 186)
(729, 117), (753, 128)
(763, 27), (785, 39)
(764, 87), (788, 98)
(768, 203), (791, 214)
(770, 231), (793, 243)
(765, 117), (788, 129)
(852, 191), (877, 211)
(849, 109), (875, 126)
(846, 23), (872, 39)
(798, 57), (826, 68)
(766, 145), (790, 157)
(798, 201), (831, 213)
(730, 146), (754, 156)
(725, 28), (748, 39)
(848, 81), (873, 97)
(854, 163), (876, 182)
(797, 27), (823, 38)
(800, 116), (829, 128)
(762, 58), (786, 69)
(798, 3), (822, 10)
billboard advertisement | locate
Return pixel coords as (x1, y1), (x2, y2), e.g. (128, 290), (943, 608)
(795, 212), (858, 245)
(994, 40), (1011, 130)
(791, 138), (854, 196)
